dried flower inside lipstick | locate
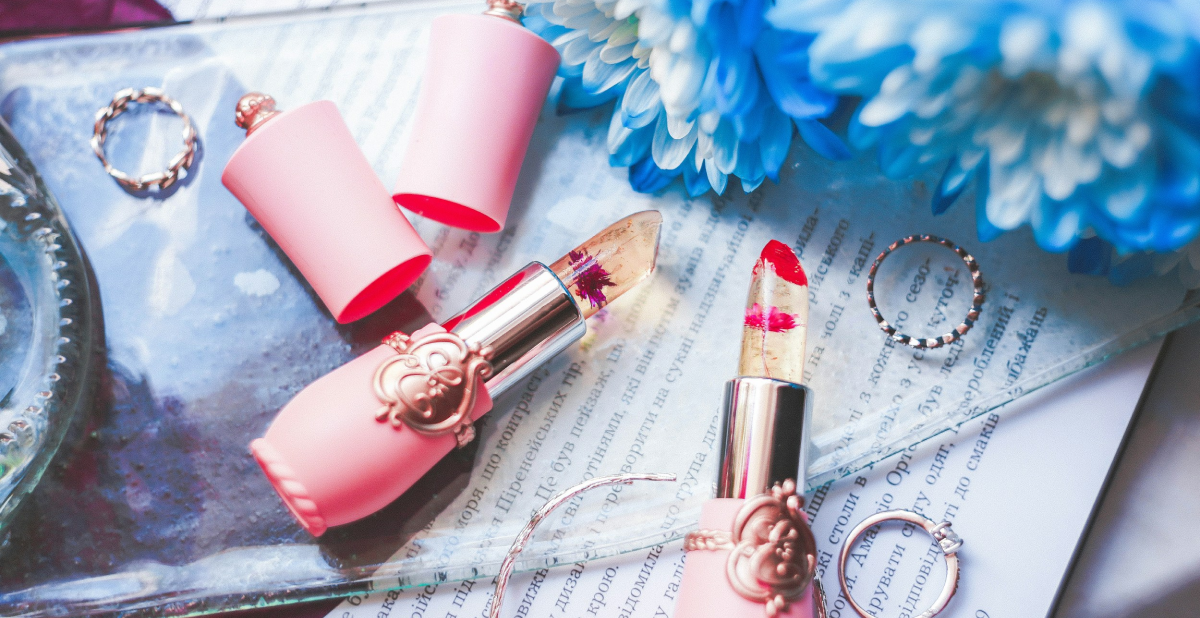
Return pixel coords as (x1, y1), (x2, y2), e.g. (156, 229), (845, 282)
(744, 303), (799, 333)
(564, 249), (615, 309)
(551, 211), (662, 318)
(739, 240), (809, 383)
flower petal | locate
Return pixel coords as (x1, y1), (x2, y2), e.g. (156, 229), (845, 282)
(932, 156), (970, 215)
(975, 158), (1005, 242)
(712, 118), (740, 174)
(600, 40), (636, 63)
(621, 70), (662, 128)
(1031, 198), (1084, 251)
(652, 110), (699, 170)
(583, 55), (637, 93)
(562, 34), (604, 67)
(741, 173), (766, 192)
(553, 1), (597, 20)
(1067, 236), (1112, 275)
(986, 161), (1039, 229)
(609, 111), (653, 166)
(667, 112), (696, 139)
(558, 76), (621, 113)
(629, 156), (680, 193)
(684, 157), (713, 196)
(847, 107), (881, 149)
(795, 118), (852, 160)
(734, 141), (765, 190)
(705, 156), (729, 194)
(760, 105), (793, 180)
(756, 30), (838, 119)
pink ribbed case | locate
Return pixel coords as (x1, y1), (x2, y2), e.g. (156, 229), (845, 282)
(250, 324), (493, 536)
(223, 100), (432, 323)
(393, 14), (560, 232)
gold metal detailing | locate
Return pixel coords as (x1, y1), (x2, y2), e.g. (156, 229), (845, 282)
(484, 0), (524, 21)
(373, 330), (494, 448)
(684, 480), (818, 618)
(682, 528), (733, 551)
(235, 92), (282, 136)
(813, 580), (828, 618)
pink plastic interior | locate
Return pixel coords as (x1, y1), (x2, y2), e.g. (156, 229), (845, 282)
(335, 253), (433, 323)
(394, 193), (502, 233)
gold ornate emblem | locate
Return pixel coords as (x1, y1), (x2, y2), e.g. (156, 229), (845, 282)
(373, 330), (494, 447)
(684, 480), (817, 617)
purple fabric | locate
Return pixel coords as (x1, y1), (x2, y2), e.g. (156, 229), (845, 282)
(0, 0), (173, 33)
(225, 600), (340, 618)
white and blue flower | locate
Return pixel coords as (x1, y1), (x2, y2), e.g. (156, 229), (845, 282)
(769, 0), (1200, 260)
(524, 0), (849, 196)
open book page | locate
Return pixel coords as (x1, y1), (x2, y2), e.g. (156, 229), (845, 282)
(327, 340), (1160, 618)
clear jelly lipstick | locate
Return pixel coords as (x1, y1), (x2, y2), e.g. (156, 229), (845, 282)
(676, 240), (818, 618)
(250, 211), (662, 536)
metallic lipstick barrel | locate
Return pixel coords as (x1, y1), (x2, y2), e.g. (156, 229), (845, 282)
(447, 262), (586, 398)
(717, 377), (813, 499)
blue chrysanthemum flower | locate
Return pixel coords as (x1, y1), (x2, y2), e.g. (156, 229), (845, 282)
(1064, 232), (1200, 287)
(769, 0), (1200, 256)
(524, 0), (849, 196)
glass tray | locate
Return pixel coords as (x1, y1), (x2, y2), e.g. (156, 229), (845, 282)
(0, 2), (1196, 616)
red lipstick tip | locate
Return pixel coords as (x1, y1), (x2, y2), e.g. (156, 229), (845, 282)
(759, 240), (807, 286)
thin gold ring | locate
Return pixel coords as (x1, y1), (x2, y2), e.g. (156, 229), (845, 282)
(838, 509), (962, 618)
(866, 234), (984, 349)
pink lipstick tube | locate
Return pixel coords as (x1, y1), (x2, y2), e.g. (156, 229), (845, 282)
(251, 262), (586, 536)
(676, 378), (817, 618)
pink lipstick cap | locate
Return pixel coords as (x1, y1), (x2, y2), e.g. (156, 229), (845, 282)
(392, 13), (560, 232)
(223, 96), (433, 323)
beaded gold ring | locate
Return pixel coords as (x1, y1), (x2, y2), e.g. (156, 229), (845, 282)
(865, 234), (985, 349)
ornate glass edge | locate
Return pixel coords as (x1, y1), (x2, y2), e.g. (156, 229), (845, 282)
(0, 115), (100, 533)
